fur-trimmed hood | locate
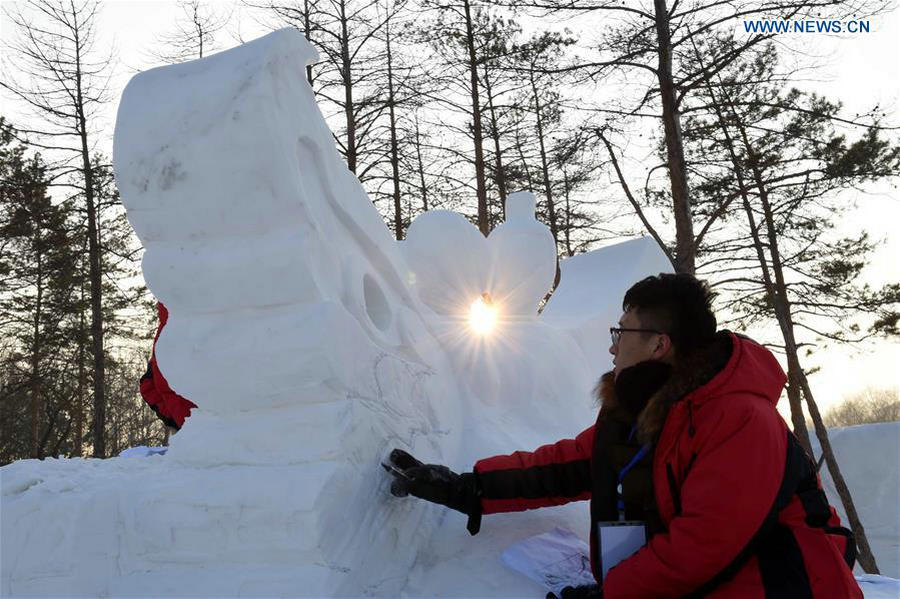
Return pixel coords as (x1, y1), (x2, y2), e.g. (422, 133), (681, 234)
(596, 331), (787, 443)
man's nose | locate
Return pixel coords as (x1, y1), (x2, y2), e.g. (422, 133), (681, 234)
(609, 342), (617, 356)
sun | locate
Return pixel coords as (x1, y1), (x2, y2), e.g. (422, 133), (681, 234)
(469, 293), (498, 335)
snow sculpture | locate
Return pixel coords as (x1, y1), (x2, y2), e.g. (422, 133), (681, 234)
(487, 191), (558, 316)
(1, 28), (675, 597)
(107, 28), (470, 595)
(113, 29), (455, 441)
(543, 237), (674, 368)
(401, 191), (591, 431)
(403, 191), (556, 320)
(403, 210), (490, 317)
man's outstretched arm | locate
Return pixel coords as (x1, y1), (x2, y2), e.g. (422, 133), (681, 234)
(474, 425), (596, 514)
(385, 425), (596, 534)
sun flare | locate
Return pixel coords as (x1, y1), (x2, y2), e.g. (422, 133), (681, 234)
(469, 293), (498, 335)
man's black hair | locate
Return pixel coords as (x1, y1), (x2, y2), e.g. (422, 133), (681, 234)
(623, 273), (717, 356)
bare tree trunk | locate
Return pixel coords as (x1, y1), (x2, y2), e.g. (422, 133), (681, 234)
(339, 0), (357, 174)
(784, 363), (813, 454)
(73, 19), (106, 458)
(514, 125), (535, 192)
(530, 70), (558, 247)
(30, 252), (43, 458)
(653, 0), (694, 274)
(462, 0), (489, 235)
(85, 147), (104, 459)
(413, 113), (428, 212)
(109, 380), (117, 457)
(304, 0), (314, 84)
(75, 302), (85, 457)
(482, 65), (507, 221)
(563, 170), (573, 257)
(798, 354), (879, 572)
(385, 16), (403, 240)
(192, 1), (206, 59)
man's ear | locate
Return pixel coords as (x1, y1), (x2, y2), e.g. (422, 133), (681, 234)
(651, 334), (673, 361)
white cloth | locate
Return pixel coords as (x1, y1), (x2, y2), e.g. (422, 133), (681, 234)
(501, 527), (596, 595)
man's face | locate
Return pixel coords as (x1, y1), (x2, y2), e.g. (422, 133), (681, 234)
(609, 309), (665, 379)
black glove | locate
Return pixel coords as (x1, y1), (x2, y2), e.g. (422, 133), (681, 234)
(383, 448), (483, 535)
(558, 584), (602, 599)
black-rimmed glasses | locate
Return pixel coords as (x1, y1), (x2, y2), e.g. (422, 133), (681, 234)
(610, 327), (665, 346)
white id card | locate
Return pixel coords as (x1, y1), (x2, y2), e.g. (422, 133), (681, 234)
(597, 520), (646, 580)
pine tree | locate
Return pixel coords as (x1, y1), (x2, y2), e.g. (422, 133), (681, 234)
(0, 118), (80, 462)
(2, 0), (116, 456)
(683, 39), (899, 574)
(525, 0), (893, 273)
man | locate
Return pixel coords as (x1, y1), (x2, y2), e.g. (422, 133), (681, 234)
(385, 273), (861, 598)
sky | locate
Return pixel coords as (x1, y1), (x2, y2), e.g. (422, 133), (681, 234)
(1, 0), (898, 415)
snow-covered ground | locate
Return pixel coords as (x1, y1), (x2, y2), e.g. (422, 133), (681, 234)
(811, 422), (900, 580)
(2, 423), (897, 596)
(2, 28), (897, 598)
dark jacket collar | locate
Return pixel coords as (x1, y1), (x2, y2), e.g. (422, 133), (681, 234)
(595, 361), (672, 427)
(614, 361), (673, 418)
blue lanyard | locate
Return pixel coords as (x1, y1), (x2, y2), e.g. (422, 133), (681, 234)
(618, 444), (650, 485)
(616, 426), (651, 519)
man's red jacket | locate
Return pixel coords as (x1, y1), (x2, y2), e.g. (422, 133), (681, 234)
(473, 333), (861, 598)
(139, 303), (196, 429)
